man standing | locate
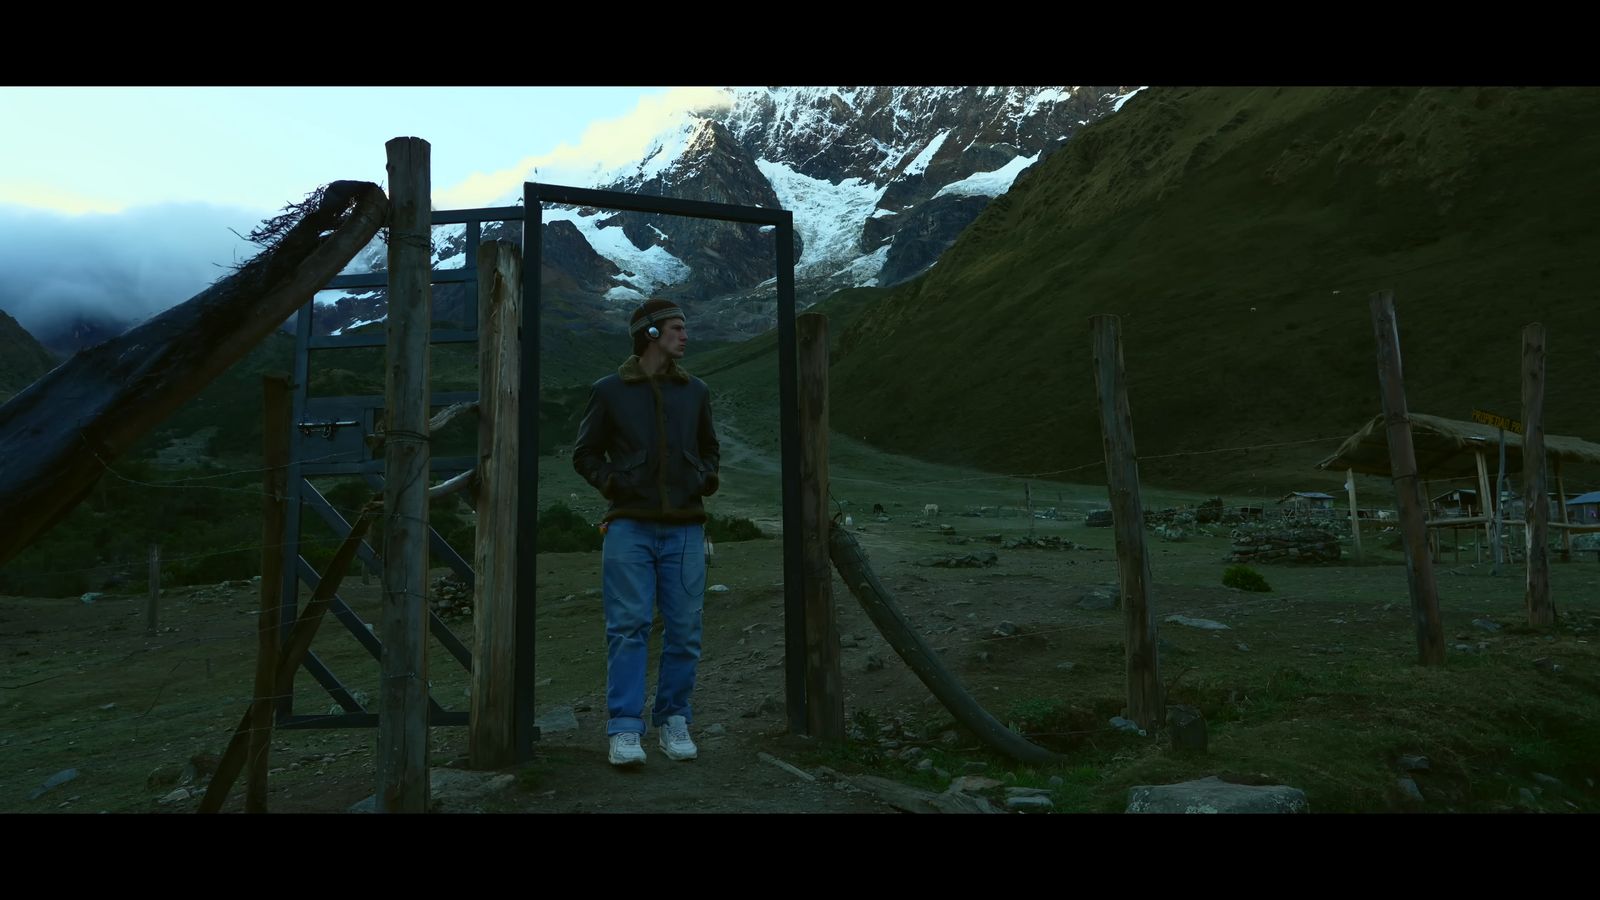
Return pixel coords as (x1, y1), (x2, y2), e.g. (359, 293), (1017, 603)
(573, 298), (721, 767)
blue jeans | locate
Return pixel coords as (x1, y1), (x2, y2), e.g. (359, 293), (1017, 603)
(601, 518), (705, 735)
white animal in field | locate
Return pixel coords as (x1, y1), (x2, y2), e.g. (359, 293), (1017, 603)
(923, 503), (939, 518)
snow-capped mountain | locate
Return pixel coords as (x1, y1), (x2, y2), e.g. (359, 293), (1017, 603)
(320, 86), (1139, 341)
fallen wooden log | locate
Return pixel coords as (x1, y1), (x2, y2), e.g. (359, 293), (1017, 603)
(0, 181), (389, 564)
(828, 521), (1061, 766)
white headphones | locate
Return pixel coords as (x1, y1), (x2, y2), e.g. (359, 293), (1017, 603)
(631, 307), (685, 342)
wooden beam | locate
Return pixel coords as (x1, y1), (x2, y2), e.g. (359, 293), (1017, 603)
(798, 312), (844, 741)
(470, 240), (522, 770)
(428, 400), (478, 433)
(247, 375), (291, 813)
(377, 137), (432, 813)
(1522, 323), (1554, 626)
(1476, 449), (1493, 565)
(827, 523), (1060, 765)
(199, 505), (376, 814)
(0, 181), (388, 565)
(1555, 460), (1572, 563)
(1369, 291), (1445, 665)
(1495, 428), (1509, 572)
(1346, 469), (1363, 563)
(1090, 314), (1164, 726)
(428, 468), (478, 501)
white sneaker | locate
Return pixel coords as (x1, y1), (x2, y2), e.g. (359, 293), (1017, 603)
(658, 715), (698, 761)
(608, 732), (647, 766)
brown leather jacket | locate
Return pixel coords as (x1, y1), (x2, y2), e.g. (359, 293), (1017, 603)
(572, 356), (721, 524)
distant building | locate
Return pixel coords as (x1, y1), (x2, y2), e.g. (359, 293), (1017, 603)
(1566, 490), (1600, 525)
(1430, 488), (1480, 518)
(1278, 491), (1335, 515)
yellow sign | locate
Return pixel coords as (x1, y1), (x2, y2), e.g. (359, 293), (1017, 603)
(1471, 409), (1524, 435)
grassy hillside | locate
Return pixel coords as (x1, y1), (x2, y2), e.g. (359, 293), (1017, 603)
(0, 309), (59, 403)
(827, 86), (1600, 498)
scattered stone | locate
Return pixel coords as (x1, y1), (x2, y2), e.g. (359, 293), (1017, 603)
(864, 654), (886, 672)
(29, 768), (80, 800)
(916, 551), (998, 569)
(992, 621), (1018, 637)
(1109, 716), (1146, 736)
(974, 650), (992, 664)
(1006, 787), (1051, 799)
(1398, 755), (1430, 772)
(1166, 615), (1230, 631)
(157, 787), (192, 805)
(1056, 661), (1076, 672)
(1048, 776), (1064, 788)
(1533, 773), (1564, 790)
(1472, 617), (1502, 632)
(80, 593), (103, 605)
(915, 758), (934, 772)
(704, 723), (727, 737)
(1076, 589), (1117, 610)
(708, 584), (730, 592)
(1396, 777), (1425, 804)
(1007, 795), (1054, 811)
(1236, 643), (1251, 652)
(961, 761), (989, 774)
(1533, 657), (1564, 674)
(1126, 776), (1309, 813)
(1518, 787), (1539, 807)
(533, 706), (579, 735)
(949, 775), (1003, 793)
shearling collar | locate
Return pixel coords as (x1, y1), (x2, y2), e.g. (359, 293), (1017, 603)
(619, 354), (690, 384)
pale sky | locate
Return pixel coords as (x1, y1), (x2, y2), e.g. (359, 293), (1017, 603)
(0, 86), (734, 337)
(0, 86), (733, 214)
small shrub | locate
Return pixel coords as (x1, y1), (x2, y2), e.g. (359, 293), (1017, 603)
(705, 512), (766, 543)
(538, 502), (603, 553)
(1223, 564), (1272, 592)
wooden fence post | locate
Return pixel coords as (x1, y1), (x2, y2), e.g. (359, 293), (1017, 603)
(1090, 315), (1163, 729)
(247, 375), (291, 812)
(798, 312), (844, 740)
(1346, 468), (1363, 563)
(1369, 291), (1445, 665)
(469, 241), (522, 769)
(1522, 323), (1554, 626)
(1554, 461), (1572, 563)
(377, 136), (432, 812)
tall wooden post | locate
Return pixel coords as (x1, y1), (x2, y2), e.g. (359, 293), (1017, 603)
(146, 544), (160, 634)
(1345, 469), (1363, 563)
(1494, 429), (1508, 571)
(248, 375), (291, 812)
(1090, 315), (1163, 729)
(1475, 450), (1493, 564)
(797, 312), (843, 741)
(1555, 460), (1572, 563)
(1522, 323), (1554, 626)
(470, 241), (522, 769)
(377, 137), (432, 812)
(1369, 291), (1445, 665)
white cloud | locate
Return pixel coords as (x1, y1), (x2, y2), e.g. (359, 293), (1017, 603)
(435, 87), (734, 208)
(0, 202), (261, 339)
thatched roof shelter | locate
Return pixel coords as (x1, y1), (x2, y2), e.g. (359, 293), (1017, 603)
(1316, 413), (1600, 479)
